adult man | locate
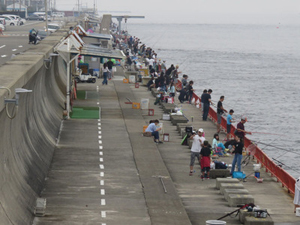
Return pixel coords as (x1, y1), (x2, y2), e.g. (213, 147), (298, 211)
(201, 89), (213, 121)
(230, 135), (244, 175)
(181, 74), (188, 89)
(107, 59), (114, 79)
(235, 117), (252, 143)
(186, 80), (194, 104)
(161, 60), (167, 74)
(189, 128), (205, 176)
(144, 119), (163, 144)
(178, 88), (187, 103)
(217, 96), (228, 133)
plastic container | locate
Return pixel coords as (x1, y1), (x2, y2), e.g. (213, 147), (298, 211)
(206, 220), (226, 225)
(162, 114), (170, 120)
(129, 75), (135, 83)
(296, 207), (300, 217)
(253, 164), (261, 172)
(255, 172), (260, 178)
(141, 98), (149, 110)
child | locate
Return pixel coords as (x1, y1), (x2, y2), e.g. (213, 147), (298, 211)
(200, 140), (212, 180)
(226, 109), (234, 140)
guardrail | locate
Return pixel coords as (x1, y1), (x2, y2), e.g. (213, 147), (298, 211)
(176, 80), (296, 194)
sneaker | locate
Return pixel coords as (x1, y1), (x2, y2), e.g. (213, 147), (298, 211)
(189, 171), (193, 176)
(206, 177), (210, 180)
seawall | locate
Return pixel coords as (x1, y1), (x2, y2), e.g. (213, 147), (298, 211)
(0, 25), (74, 224)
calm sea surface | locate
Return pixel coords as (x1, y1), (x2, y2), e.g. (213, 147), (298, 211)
(127, 23), (300, 178)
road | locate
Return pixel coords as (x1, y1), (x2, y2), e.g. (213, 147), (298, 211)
(0, 20), (50, 66)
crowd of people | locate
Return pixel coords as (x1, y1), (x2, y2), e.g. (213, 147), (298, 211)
(117, 31), (255, 179)
(116, 30), (299, 213)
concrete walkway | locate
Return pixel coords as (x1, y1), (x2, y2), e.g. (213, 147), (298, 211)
(33, 75), (299, 225)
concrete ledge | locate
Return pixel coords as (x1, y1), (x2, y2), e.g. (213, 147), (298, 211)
(244, 216), (274, 225)
(224, 189), (250, 201)
(210, 169), (231, 179)
(220, 183), (244, 194)
(216, 178), (240, 189)
(239, 210), (255, 224)
(170, 115), (188, 125)
(177, 123), (192, 132)
(228, 194), (254, 207)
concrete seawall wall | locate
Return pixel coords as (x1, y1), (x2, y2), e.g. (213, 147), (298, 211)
(0, 28), (71, 224)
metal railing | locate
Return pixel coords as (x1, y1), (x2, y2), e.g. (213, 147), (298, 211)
(176, 80), (296, 194)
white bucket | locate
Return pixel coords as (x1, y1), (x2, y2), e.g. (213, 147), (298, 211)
(296, 207), (300, 217)
(162, 114), (170, 121)
(129, 75), (135, 83)
(253, 164), (261, 172)
(141, 98), (149, 110)
(206, 220), (226, 225)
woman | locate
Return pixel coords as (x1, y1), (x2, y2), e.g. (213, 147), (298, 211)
(102, 63), (109, 85)
(168, 81), (176, 98)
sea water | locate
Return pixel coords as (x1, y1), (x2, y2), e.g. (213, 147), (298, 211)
(126, 23), (300, 177)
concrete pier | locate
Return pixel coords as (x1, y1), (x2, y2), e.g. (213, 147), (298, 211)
(33, 75), (299, 224)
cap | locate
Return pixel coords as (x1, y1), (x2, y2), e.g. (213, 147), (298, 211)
(198, 128), (204, 133)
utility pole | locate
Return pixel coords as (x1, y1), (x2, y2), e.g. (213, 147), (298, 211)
(44, 0), (48, 31)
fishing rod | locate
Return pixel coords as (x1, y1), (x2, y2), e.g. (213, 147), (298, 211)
(250, 132), (286, 136)
(272, 158), (300, 174)
(250, 140), (300, 157)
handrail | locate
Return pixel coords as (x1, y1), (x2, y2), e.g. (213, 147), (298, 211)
(176, 80), (296, 194)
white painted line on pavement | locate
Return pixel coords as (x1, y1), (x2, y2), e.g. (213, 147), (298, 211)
(0, 45), (6, 49)
(98, 119), (100, 122)
(101, 189), (105, 195)
(1, 55), (7, 58)
(101, 199), (106, 205)
(97, 102), (100, 105)
(98, 135), (102, 139)
(100, 180), (104, 185)
(100, 172), (104, 177)
(99, 151), (103, 156)
(99, 146), (103, 150)
(12, 49), (17, 51)
(98, 123), (101, 126)
(102, 223), (106, 225)
(18, 45), (23, 48)
(99, 164), (104, 169)
(98, 131), (102, 134)
(99, 140), (102, 144)
(101, 211), (106, 218)
(99, 158), (103, 162)
(98, 127), (101, 130)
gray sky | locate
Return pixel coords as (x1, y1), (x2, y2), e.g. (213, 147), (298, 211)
(57, 0), (300, 24)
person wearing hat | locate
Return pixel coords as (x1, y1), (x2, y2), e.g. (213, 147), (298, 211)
(189, 128), (205, 176)
(235, 117), (252, 143)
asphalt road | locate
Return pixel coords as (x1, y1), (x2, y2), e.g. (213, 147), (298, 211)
(0, 20), (49, 66)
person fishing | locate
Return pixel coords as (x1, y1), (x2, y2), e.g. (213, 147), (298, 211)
(217, 96), (227, 133)
(235, 117), (252, 143)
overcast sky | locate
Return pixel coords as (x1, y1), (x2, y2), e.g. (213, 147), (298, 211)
(56, 0), (300, 24)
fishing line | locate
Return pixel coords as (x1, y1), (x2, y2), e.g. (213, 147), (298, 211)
(250, 140), (300, 157)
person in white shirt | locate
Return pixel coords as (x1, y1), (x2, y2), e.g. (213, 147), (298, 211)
(189, 128), (205, 176)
